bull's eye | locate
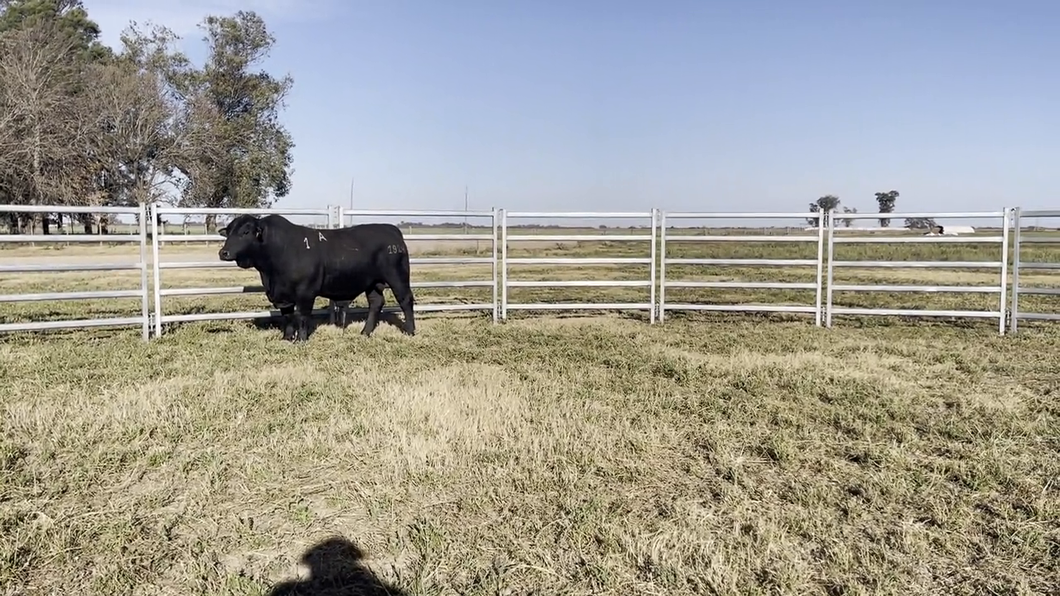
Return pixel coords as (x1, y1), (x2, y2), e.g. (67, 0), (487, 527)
(242, 227), (250, 236)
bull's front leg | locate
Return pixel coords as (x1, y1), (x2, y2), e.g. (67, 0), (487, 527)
(277, 304), (296, 341)
(292, 298), (316, 343)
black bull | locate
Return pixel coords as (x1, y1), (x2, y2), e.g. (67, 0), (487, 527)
(217, 214), (416, 342)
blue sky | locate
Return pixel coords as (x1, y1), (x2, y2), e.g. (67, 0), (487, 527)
(85, 0), (1059, 223)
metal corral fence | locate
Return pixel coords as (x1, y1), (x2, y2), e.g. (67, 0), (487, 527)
(5, 202), (1060, 339)
(659, 211), (826, 325)
(500, 210), (657, 322)
(338, 207), (499, 321)
(1009, 208), (1060, 333)
(825, 209), (1010, 334)
(0, 204), (151, 340)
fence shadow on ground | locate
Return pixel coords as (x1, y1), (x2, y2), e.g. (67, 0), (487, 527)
(264, 536), (407, 596)
(195, 305), (410, 340)
(333, 305), (407, 335)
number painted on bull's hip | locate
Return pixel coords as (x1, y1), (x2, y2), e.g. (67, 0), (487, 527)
(386, 244), (405, 254)
(303, 237), (310, 249)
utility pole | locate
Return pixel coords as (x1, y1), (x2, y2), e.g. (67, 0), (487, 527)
(346, 177), (354, 226)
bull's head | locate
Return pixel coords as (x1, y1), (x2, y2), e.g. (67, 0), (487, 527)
(217, 214), (265, 269)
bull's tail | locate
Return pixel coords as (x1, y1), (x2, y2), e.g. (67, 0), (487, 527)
(400, 249), (414, 304)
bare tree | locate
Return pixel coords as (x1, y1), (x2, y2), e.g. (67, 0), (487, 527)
(0, 18), (84, 232)
(79, 59), (181, 206)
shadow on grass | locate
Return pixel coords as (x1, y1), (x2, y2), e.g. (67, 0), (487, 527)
(331, 302), (407, 335)
(265, 536), (407, 596)
(193, 301), (407, 341)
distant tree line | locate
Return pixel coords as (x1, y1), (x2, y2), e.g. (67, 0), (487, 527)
(0, 0), (294, 234)
(804, 190), (936, 230)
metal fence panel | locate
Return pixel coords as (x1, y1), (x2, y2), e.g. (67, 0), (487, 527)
(1009, 208), (1060, 333)
(0, 203), (150, 339)
(659, 211), (826, 324)
(501, 210), (657, 322)
(10, 201), (1060, 339)
(825, 209), (1010, 334)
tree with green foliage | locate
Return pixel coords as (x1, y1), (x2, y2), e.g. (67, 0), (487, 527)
(875, 190), (898, 227)
(124, 11), (295, 230)
(840, 205), (857, 228)
(904, 217), (936, 230)
(0, 0), (110, 61)
(806, 194), (841, 227)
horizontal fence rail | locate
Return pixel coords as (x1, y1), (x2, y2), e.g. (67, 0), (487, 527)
(500, 210), (657, 321)
(659, 211), (826, 324)
(3, 202), (1060, 340)
(0, 204), (150, 339)
(1010, 208), (1060, 333)
(825, 209), (1011, 334)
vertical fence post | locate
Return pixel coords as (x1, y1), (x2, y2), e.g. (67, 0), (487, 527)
(491, 207), (499, 324)
(649, 208), (658, 324)
(825, 208), (836, 328)
(326, 205), (336, 326)
(814, 209), (826, 327)
(998, 207), (1010, 335)
(500, 208), (508, 320)
(1009, 207), (1022, 334)
(151, 203), (163, 338)
(658, 210), (667, 324)
(139, 202), (150, 341)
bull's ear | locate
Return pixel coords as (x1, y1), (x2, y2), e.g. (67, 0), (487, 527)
(217, 225), (229, 238)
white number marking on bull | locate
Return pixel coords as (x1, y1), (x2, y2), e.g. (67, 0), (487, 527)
(303, 237), (310, 249)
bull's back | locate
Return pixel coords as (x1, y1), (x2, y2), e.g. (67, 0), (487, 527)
(333, 222), (406, 248)
(323, 223), (406, 263)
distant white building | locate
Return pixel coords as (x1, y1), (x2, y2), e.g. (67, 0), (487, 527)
(803, 224), (977, 235)
(923, 225), (976, 236)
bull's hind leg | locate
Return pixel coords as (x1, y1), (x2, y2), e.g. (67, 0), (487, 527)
(360, 283), (386, 337)
(382, 270), (415, 336)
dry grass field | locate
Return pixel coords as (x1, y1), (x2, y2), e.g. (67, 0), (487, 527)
(1, 225), (1059, 595)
